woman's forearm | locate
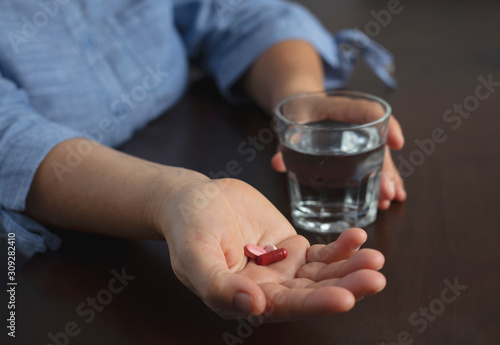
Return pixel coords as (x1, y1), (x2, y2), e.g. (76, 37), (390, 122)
(25, 138), (207, 240)
(242, 40), (325, 112)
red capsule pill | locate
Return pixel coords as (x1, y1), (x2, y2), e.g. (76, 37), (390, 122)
(256, 248), (288, 266)
(244, 244), (267, 260)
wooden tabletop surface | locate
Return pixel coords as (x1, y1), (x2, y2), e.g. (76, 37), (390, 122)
(3, 0), (500, 344)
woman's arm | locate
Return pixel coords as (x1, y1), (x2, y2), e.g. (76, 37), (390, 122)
(242, 40), (324, 112)
(25, 138), (207, 239)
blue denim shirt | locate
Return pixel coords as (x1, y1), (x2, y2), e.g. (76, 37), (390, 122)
(0, 0), (396, 257)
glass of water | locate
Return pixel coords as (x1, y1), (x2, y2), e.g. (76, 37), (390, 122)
(274, 90), (391, 233)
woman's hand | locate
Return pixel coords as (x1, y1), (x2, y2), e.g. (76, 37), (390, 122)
(157, 178), (386, 321)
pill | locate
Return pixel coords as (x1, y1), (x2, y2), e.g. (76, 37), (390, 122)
(244, 244), (267, 260)
(256, 248), (288, 266)
(264, 244), (277, 252)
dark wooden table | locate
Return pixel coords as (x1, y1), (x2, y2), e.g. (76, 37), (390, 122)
(3, 0), (500, 344)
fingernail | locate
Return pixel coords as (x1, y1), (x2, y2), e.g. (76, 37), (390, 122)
(234, 292), (253, 314)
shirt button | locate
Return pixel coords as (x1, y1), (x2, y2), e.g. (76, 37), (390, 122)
(79, 36), (95, 49)
(112, 103), (130, 119)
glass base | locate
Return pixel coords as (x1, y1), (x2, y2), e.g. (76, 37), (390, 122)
(291, 201), (377, 233)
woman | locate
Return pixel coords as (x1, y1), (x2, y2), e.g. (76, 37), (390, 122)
(0, 0), (406, 320)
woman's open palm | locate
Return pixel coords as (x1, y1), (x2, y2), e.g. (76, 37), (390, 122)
(162, 178), (386, 321)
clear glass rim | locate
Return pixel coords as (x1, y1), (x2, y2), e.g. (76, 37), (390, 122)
(273, 90), (392, 130)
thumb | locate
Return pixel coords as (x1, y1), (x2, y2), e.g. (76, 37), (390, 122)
(173, 243), (267, 318)
(203, 271), (267, 319)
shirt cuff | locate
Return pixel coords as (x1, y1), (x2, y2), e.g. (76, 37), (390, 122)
(0, 110), (86, 257)
(1, 209), (62, 257)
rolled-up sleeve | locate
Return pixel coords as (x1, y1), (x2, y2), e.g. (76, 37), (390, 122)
(174, 0), (396, 100)
(0, 73), (83, 256)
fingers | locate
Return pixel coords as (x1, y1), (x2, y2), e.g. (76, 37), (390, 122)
(387, 115), (405, 150)
(259, 283), (356, 320)
(315, 97), (385, 125)
(378, 173), (395, 210)
(319, 249), (384, 280)
(250, 269), (385, 321)
(306, 269), (386, 298)
(378, 147), (407, 210)
(259, 268), (386, 320)
(298, 248), (385, 281)
(270, 151), (286, 172)
(324, 99), (403, 150)
(306, 228), (367, 264)
(251, 256), (386, 321)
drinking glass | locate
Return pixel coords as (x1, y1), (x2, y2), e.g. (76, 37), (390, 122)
(274, 90), (391, 233)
